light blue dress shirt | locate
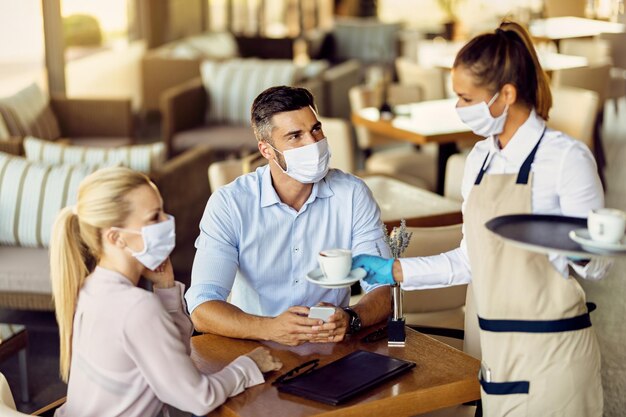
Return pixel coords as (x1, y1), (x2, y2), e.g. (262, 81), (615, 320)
(185, 166), (390, 317)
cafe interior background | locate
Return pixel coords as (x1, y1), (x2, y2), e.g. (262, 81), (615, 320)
(0, 0), (625, 415)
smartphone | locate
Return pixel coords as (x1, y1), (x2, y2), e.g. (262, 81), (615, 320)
(308, 306), (335, 322)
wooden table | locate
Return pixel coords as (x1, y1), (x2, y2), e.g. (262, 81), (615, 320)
(191, 327), (480, 417)
(352, 98), (480, 194)
(529, 16), (625, 43)
(363, 175), (462, 229)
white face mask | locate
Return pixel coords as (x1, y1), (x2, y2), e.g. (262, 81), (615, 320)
(114, 215), (176, 271)
(270, 138), (331, 184)
(456, 92), (509, 137)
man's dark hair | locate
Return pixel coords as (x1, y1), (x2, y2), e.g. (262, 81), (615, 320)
(251, 86), (316, 143)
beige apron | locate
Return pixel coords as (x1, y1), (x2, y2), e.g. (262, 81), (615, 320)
(464, 132), (603, 417)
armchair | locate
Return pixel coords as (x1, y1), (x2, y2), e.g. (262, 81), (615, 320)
(160, 75), (324, 158)
(49, 96), (134, 146)
(0, 83), (134, 152)
(0, 144), (218, 310)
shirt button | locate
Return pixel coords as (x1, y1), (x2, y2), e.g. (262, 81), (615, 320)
(294, 247), (299, 252)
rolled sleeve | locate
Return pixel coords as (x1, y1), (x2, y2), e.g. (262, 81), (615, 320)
(351, 179), (391, 293)
(186, 189), (240, 313)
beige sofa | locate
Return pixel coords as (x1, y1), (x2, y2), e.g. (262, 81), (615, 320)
(140, 30), (333, 114)
(0, 88), (220, 310)
(0, 144), (218, 311)
(159, 59), (361, 158)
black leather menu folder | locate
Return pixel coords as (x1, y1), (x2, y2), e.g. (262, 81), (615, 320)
(276, 350), (416, 405)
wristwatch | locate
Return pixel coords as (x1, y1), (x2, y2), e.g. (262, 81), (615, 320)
(343, 307), (362, 334)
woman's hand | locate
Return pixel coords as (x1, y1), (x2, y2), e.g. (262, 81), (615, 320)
(142, 258), (175, 289)
(246, 347), (283, 373)
(352, 255), (396, 285)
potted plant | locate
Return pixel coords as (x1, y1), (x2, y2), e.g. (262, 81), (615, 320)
(437, 0), (464, 40)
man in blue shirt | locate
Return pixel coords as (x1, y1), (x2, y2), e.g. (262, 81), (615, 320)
(186, 86), (391, 346)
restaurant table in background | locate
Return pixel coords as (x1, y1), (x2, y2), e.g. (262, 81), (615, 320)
(352, 98), (480, 194)
(529, 16), (625, 44)
(191, 327), (480, 417)
(363, 175), (462, 229)
(431, 50), (588, 73)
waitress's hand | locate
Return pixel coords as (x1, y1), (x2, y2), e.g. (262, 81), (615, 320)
(143, 258), (175, 289)
(352, 255), (395, 285)
(569, 257), (613, 281)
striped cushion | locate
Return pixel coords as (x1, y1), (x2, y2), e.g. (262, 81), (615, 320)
(0, 83), (61, 140)
(23, 137), (165, 173)
(201, 59), (300, 125)
(0, 152), (98, 248)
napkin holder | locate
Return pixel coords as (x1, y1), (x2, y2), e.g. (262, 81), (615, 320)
(388, 284), (406, 346)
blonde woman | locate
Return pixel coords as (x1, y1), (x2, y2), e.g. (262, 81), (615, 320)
(50, 167), (282, 417)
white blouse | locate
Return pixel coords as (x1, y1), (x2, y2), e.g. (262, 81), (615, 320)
(400, 110), (605, 290)
(55, 267), (264, 417)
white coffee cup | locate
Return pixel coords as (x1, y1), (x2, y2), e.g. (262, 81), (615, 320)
(588, 208), (626, 243)
(318, 249), (352, 280)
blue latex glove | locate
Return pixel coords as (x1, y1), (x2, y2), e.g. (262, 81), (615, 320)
(352, 254), (395, 285)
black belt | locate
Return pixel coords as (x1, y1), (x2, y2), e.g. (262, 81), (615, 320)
(478, 303), (596, 333)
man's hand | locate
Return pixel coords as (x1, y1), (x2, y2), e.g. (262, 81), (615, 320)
(309, 303), (349, 343)
(267, 306), (323, 346)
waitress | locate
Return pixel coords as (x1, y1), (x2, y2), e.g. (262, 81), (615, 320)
(354, 21), (611, 416)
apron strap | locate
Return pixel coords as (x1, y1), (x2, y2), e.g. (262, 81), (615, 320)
(516, 127), (547, 184)
(474, 126), (548, 185)
(478, 303), (594, 333)
(474, 153), (490, 185)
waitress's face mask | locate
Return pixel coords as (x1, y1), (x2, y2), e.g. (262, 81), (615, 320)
(456, 92), (509, 137)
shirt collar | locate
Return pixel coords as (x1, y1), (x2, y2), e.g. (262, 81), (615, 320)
(88, 266), (134, 287)
(260, 165), (334, 208)
(485, 108), (546, 167)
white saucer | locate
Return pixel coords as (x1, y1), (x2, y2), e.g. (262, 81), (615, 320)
(569, 228), (626, 254)
(305, 267), (367, 289)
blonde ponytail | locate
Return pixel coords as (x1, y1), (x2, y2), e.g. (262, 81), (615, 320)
(49, 167), (153, 382)
(50, 207), (90, 382)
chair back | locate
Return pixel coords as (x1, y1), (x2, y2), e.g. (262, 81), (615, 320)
(444, 153), (467, 202)
(399, 224), (466, 312)
(349, 83), (422, 150)
(543, 0), (586, 17)
(395, 57), (446, 101)
(0, 373), (29, 416)
(551, 64), (611, 109)
(208, 153), (266, 191)
(398, 224), (481, 358)
(600, 32), (626, 69)
(319, 117), (355, 173)
(559, 38), (611, 66)
(548, 86), (598, 150)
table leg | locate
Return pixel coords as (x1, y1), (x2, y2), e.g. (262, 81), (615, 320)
(18, 348), (29, 403)
(437, 142), (459, 195)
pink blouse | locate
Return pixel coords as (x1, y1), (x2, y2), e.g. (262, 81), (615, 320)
(55, 267), (264, 417)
